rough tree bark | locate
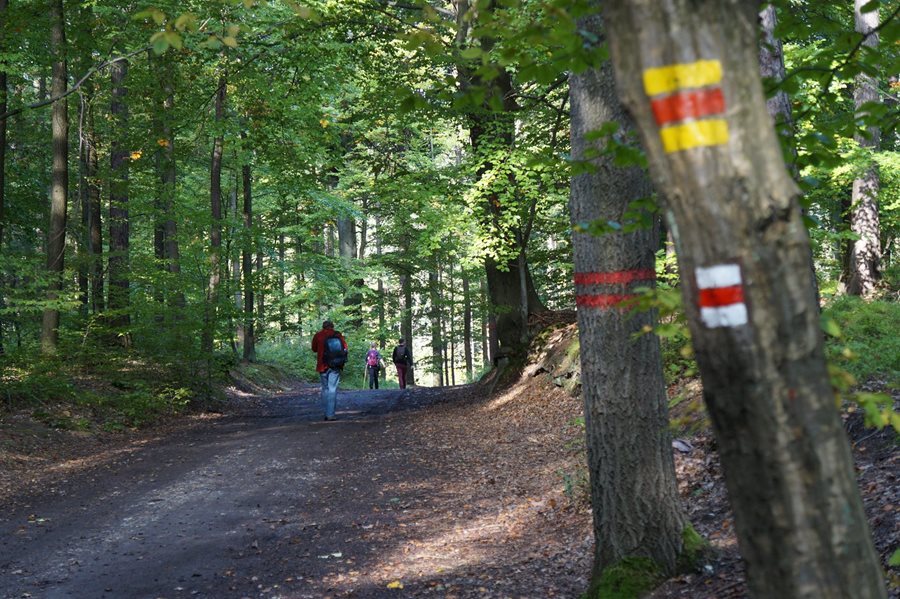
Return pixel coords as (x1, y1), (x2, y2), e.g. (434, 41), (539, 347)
(601, 2), (887, 597)
(846, 0), (882, 296)
(569, 12), (687, 582)
(758, 6), (794, 145)
(202, 74), (226, 354)
(108, 58), (130, 336)
(40, 0), (68, 354)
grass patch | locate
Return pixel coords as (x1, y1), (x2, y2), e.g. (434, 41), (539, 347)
(822, 296), (900, 387)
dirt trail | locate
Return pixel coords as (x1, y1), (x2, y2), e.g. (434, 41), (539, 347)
(0, 383), (591, 599)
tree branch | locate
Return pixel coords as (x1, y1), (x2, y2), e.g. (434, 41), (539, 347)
(0, 45), (151, 121)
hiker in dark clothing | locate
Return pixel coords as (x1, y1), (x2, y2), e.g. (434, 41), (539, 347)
(311, 320), (347, 420)
(392, 338), (413, 389)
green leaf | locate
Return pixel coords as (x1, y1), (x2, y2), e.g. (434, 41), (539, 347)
(150, 32), (169, 55)
(222, 36), (239, 48)
(889, 548), (900, 567)
(459, 47), (483, 60)
(859, 0), (880, 13)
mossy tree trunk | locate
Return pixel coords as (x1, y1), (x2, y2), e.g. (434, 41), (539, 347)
(569, 12), (687, 582)
(601, 1), (886, 597)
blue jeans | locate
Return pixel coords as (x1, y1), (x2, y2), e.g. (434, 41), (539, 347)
(319, 368), (341, 418)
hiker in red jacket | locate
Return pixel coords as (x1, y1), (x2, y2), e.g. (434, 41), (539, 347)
(311, 320), (347, 420)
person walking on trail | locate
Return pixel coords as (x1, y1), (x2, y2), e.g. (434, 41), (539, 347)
(365, 342), (385, 390)
(392, 338), (413, 390)
(311, 320), (347, 421)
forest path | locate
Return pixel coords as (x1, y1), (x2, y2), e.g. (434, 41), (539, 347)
(0, 381), (590, 599)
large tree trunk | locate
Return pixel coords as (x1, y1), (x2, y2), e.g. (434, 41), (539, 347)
(202, 74), (226, 354)
(108, 58), (130, 337)
(846, 0), (882, 296)
(40, 0), (68, 354)
(241, 146), (255, 362)
(569, 14), (687, 581)
(602, 2), (887, 598)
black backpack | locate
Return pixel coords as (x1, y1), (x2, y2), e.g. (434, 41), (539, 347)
(392, 345), (410, 365)
(323, 333), (348, 368)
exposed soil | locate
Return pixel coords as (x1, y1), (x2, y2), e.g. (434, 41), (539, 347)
(0, 357), (897, 598)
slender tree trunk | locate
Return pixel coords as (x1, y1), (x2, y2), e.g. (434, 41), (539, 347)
(160, 65), (183, 312)
(86, 83), (102, 315)
(108, 58), (130, 337)
(429, 270), (442, 386)
(448, 263), (456, 386)
(400, 271), (415, 386)
(241, 142), (255, 362)
(376, 215), (386, 380)
(569, 14), (687, 581)
(256, 251), (264, 336)
(229, 183), (241, 352)
(76, 90), (89, 315)
(602, 2), (887, 597)
(0, 0), (9, 353)
(151, 54), (167, 317)
(846, 0), (882, 296)
(338, 213), (363, 324)
(277, 232), (286, 332)
(758, 6), (795, 146)
(40, 0), (68, 354)
(463, 276), (473, 380)
(0, 0), (6, 250)
(202, 74), (226, 354)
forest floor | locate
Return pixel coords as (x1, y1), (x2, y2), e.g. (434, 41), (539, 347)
(0, 347), (897, 598)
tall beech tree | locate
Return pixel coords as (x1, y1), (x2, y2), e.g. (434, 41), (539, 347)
(569, 13), (687, 583)
(202, 73), (226, 354)
(40, 0), (67, 354)
(601, 1), (886, 597)
(847, 0), (882, 296)
(452, 0), (546, 355)
(108, 58), (130, 335)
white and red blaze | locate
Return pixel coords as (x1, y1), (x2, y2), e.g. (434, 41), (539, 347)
(695, 264), (748, 328)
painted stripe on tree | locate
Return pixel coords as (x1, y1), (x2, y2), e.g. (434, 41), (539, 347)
(659, 119), (729, 153)
(695, 263), (748, 328)
(642, 60), (723, 96)
(650, 87), (725, 126)
(642, 59), (729, 153)
(574, 269), (656, 286)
